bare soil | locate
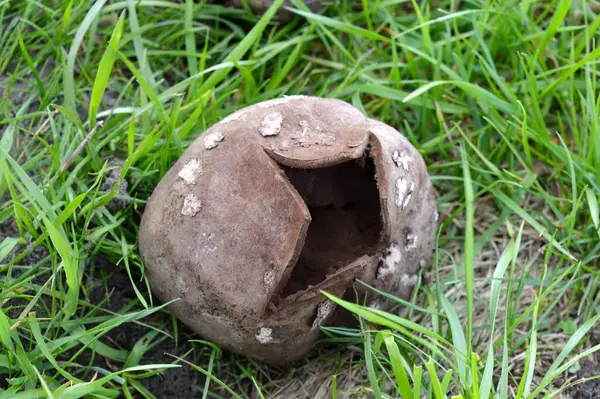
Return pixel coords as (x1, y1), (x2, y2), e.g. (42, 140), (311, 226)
(85, 257), (209, 398)
(566, 359), (600, 399)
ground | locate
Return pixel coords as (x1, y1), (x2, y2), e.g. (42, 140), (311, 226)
(1, 0), (600, 398)
(565, 358), (600, 399)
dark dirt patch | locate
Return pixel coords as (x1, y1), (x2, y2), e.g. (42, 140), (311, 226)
(83, 257), (211, 398)
(1, 218), (50, 268)
(566, 359), (600, 399)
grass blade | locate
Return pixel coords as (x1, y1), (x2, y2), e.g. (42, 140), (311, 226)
(460, 144), (475, 369)
(88, 11), (126, 125)
(64, 0), (109, 115)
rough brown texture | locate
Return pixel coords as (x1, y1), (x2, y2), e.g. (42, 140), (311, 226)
(139, 96), (437, 364)
(230, 0), (330, 21)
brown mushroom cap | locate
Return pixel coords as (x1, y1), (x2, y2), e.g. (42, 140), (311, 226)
(139, 96), (437, 364)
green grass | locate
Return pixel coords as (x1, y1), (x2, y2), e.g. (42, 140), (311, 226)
(1, 0), (600, 397)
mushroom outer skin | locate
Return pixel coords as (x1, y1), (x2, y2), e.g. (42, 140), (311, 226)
(139, 96), (438, 365)
(230, 0), (331, 21)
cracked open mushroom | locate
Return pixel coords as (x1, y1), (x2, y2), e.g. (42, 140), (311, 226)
(139, 96), (438, 364)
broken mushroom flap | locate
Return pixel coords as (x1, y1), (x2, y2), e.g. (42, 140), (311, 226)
(139, 96), (437, 364)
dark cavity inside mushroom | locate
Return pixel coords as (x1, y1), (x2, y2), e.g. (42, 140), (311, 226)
(278, 157), (383, 297)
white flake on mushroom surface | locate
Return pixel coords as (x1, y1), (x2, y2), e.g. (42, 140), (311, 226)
(405, 233), (418, 251)
(400, 273), (418, 286)
(395, 178), (415, 209)
(369, 300), (382, 310)
(204, 131), (224, 149)
(204, 232), (216, 240)
(259, 112), (283, 137)
(434, 210), (440, 222)
(256, 327), (277, 344)
(311, 301), (335, 330)
(200, 232), (217, 253)
(377, 244), (402, 280)
(202, 245), (217, 254)
(263, 268), (276, 286)
(181, 194), (202, 217)
(175, 274), (188, 294)
(279, 119), (334, 149)
(178, 159), (203, 184)
(392, 150), (412, 170)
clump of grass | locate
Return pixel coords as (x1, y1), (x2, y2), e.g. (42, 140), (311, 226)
(1, 0), (599, 398)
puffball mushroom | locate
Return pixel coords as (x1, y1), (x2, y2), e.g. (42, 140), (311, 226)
(139, 96), (437, 364)
(230, 0), (331, 21)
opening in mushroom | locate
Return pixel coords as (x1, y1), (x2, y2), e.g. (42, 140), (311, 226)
(277, 157), (383, 297)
